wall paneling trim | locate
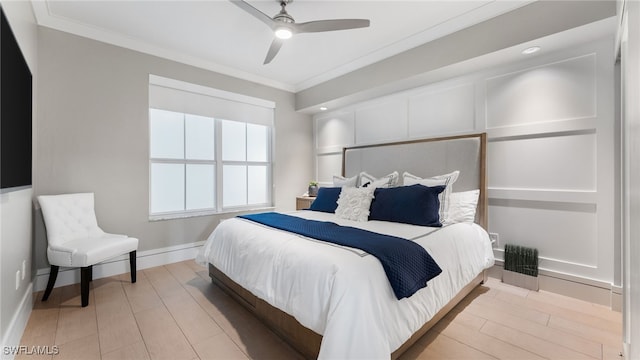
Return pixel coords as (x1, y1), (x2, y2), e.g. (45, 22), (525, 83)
(313, 37), (618, 305)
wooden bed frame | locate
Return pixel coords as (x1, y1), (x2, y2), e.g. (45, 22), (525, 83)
(208, 133), (488, 359)
(209, 264), (485, 359)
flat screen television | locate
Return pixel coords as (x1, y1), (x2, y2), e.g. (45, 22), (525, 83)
(1, 6), (33, 193)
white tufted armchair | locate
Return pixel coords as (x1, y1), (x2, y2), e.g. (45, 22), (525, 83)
(38, 193), (138, 307)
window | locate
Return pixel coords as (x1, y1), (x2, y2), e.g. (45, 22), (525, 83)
(149, 75), (274, 218)
(221, 120), (270, 208)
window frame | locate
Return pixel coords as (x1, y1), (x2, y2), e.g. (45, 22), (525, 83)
(148, 76), (275, 221)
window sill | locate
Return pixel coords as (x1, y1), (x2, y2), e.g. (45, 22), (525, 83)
(149, 206), (275, 222)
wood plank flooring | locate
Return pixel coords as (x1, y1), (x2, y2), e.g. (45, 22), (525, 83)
(18, 260), (623, 359)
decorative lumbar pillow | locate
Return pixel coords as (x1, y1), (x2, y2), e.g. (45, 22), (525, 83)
(333, 175), (358, 188)
(369, 184), (445, 227)
(359, 171), (399, 188)
(403, 170), (460, 223)
(335, 186), (375, 222)
(444, 189), (480, 225)
(308, 187), (342, 213)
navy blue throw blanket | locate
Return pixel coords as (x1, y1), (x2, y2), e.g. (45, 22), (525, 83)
(238, 212), (442, 299)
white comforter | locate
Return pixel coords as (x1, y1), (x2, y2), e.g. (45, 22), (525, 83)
(196, 211), (494, 359)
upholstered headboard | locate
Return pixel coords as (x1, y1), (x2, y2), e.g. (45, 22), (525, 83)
(342, 133), (487, 229)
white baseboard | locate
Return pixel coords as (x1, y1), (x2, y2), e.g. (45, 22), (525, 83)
(623, 342), (629, 360)
(1, 283), (33, 360)
(34, 241), (205, 292)
(488, 263), (619, 310)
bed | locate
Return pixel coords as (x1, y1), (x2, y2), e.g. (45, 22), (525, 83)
(196, 133), (494, 359)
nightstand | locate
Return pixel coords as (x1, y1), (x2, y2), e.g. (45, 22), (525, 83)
(296, 196), (316, 210)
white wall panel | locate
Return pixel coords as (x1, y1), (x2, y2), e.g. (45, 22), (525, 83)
(486, 54), (596, 129)
(489, 133), (596, 191)
(355, 99), (408, 144)
(489, 201), (597, 268)
(313, 38), (617, 291)
(316, 112), (355, 151)
(317, 153), (343, 185)
(408, 83), (475, 136)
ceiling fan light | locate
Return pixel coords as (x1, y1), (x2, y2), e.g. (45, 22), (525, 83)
(275, 27), (293, 39)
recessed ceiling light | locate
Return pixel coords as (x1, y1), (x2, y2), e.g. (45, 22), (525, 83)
(320, 106), (328, 111)
(522, 46), (541, 55)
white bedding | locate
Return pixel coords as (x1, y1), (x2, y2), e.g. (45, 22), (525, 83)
(196, 211), (494, 359)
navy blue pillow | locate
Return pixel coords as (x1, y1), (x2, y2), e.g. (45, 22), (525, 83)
(369, 184), (445, 227)
(308, 187), (342, 213)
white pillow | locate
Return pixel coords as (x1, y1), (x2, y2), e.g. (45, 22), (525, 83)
(335, 186), (375, 222)
(359, 171), (399, 188)
(333, 175), (358, 188)
(445, 189), (480, 225)
(403, 170), (460, 223)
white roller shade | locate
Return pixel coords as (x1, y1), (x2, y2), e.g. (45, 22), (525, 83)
(149, 75), (274, 126)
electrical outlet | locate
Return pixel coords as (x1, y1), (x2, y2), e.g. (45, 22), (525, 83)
(16, 270), (20, 290)
(21, 260), (26, 280)
(489, 232), (499, 247)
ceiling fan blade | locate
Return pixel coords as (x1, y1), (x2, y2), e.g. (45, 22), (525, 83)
(294, 19), (370, 33)
(229, 0), (276, 30)
(264, 38), (284, 64)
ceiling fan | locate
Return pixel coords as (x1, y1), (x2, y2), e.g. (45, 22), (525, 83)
(230, 0), (370, 64)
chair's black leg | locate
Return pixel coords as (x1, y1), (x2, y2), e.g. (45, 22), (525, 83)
(81, 266), (91, 307)
(88, 265), (93, 282)
(42, 265), (59, 301)
(129, 250), (137, 283)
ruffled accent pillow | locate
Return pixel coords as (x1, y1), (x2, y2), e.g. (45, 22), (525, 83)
(333, 175), (358, 188)
(335, 186), (375, 222)
(403, 170), (460, 223)
(359, 171), (399, 188)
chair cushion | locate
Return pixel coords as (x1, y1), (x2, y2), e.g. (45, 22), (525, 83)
(47, 234), (138, 267)
(38, 193), (105, 247)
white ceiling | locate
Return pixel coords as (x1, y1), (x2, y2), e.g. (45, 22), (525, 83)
(31, 0), (536, 92)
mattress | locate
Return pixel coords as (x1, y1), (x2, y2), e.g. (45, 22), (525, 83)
(196, 210), (494, 359)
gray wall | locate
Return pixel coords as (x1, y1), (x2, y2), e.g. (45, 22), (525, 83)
(0, 0), (38, 347)
(34, 27), (313, 270)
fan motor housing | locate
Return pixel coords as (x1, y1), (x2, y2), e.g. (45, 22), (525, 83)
(274, 0), (295, 24)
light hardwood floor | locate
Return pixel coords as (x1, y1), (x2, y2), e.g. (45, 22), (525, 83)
(18, 260), (623, 360)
